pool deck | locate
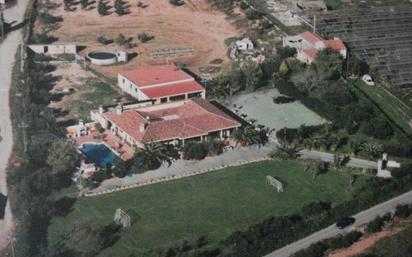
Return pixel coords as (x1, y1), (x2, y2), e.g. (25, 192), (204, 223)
(74, 131), (135, 160)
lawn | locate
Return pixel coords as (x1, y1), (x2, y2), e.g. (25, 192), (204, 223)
(353, 80), (412, 136)
(48, 160), (361, 256)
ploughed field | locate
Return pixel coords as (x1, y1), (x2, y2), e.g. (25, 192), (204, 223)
(42, 0), (240, 78)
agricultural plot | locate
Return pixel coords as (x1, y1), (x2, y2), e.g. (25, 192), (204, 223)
(48, 160), (359, 256)
(312, 5), (412, 92)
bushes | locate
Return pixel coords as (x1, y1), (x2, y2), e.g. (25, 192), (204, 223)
(183, 140), (226, 160)
(183, 142), (209, 160)
(245, 8), (262, 20)
(361, 117), (393, 139)
(293, 231), (363, 257)
(137, 32), (154, 43)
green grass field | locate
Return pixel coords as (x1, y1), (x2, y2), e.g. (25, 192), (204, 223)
(354, 80), (412, 135)
(48, 160), (361, 256)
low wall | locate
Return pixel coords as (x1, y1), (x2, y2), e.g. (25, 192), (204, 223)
(83, 156), (272, 197)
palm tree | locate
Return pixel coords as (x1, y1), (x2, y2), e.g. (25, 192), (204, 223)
(361, 142), (383, 158)
(132, 143), (179, 172)
(231, 126), (262, 146)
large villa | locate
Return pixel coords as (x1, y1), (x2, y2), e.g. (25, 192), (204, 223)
(67, 64), (241, 162)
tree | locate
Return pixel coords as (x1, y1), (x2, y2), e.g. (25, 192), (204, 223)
(115, 33), (128, 46)
(361, 142), (383, 158)
(242, 60), (263, 92)
(47, 140), (80, 187)
(231, 126), (269, 146)
(98, 0), (109, 16)
(112, 159), (129, 178)
(80, 0), (89, 9)
(351, 58), (369, 77)
(278, 60), (289, 78)
(361, 117), (393, 139)
(132, 143), (179, 173)
(290, 67), (322, 94)
(137, 32), (154, 43)
(315, 48), (344, 80)
(276, 46), (297, 60)
(183, 142), (208, 160)
(114, 0), (126, 15)
(269, 143), (301, 160)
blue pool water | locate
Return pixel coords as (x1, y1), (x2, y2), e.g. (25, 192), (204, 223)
(80, 144), (118, 168)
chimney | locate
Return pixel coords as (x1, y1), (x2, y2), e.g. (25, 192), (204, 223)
(139, 123), (147, 133)
(99, 105), (104, 114)
(115, 104), (123, 115)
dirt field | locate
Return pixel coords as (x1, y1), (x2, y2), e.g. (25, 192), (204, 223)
(48, 62), (125, 122)
(40, 0), (241, 78)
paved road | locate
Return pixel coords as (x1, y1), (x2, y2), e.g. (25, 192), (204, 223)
(264, 190), (412, 257)
(0, 0), (30, 250)
(300, 149), (378, 169)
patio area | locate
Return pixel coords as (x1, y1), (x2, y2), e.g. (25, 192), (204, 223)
(73, 129), (135, 160)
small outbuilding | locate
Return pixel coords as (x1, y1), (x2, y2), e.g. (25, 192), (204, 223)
(28, 43), (78, 55)
(236, 38), (254, 51)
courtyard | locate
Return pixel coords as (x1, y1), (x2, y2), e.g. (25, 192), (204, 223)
(223, 88), (326, 133)
(48, 160), (362, 256)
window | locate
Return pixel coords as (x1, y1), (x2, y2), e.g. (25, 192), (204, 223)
(160, 97), (167, 103)
(169, 95), (186, 102)
(188, 92), (202, 98)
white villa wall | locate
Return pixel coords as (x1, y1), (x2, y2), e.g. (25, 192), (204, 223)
(90, 111), (109, 128)
(28, 44), (77, 55)
(118, 74), (151, 101)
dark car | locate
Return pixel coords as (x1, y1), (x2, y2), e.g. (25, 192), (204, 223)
(336, 217), (355, 229)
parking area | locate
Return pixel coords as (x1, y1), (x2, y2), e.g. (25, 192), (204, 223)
(223, 89), (326, 132)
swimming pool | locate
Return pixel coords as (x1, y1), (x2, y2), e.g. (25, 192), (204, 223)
(80, 144), (118, 168)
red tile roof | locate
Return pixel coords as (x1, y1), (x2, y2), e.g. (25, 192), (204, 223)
(325, 38), (346, 51)
(119, 64), (193, 87)
(300, 31), (324, 45)
(140, 80), (204, 99)
(102, 98), (241, 144)
(302, 48), (319, 60)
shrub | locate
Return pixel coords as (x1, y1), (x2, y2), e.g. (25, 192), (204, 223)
(97, 36), (112, 45)
(98, 0), (109, 16)
(366, 216), (385, 233)
(137, 32), (154, 43)
(115, 33), (128, 46)
(394, 204), (412, 219)
(245, 8), (261, 20)
(183, 142), (208, 160)
(361, 117), (393, 139)
(169, 0), (184, 6)
(206, 140), (226, 156)
(273, 95), (295, 104)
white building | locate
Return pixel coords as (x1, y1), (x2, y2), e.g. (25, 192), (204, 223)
(117, 64), (206, 104)
(236, 38), (254, 51)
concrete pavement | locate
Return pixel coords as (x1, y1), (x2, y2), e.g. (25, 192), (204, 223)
(264, 190), (412, 257)
(300, 149), (378, 169)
